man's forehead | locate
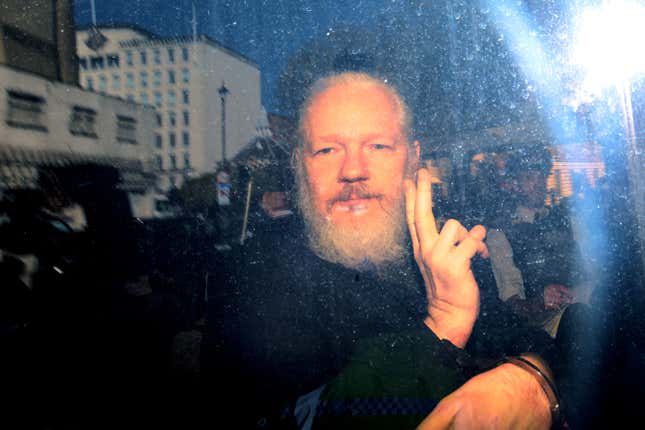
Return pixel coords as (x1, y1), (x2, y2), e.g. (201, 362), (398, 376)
(304, 82), (403, 141)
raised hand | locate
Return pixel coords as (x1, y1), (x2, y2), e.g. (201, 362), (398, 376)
(404, 168), (489, 348)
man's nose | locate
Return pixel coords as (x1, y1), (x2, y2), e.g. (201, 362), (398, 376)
(339, 146), (368, 182)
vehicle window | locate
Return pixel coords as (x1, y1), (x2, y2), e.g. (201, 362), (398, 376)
(1, 1), (644, 428)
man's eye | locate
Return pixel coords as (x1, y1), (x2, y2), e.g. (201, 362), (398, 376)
(314, 147), (334, 155)
(371, 143), (393, 150)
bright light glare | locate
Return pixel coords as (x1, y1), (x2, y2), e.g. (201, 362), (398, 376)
(571, 1), (645, 94)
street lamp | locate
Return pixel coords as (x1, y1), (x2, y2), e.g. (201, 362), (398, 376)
(218, 82), (230, 163)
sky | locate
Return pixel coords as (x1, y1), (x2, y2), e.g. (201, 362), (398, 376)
(73, 0), (539, 133)
(74, 0), (394, 115)
(74, 0), (600, 146)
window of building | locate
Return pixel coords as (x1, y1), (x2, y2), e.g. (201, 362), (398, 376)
(169, 111), (176, 127)
(155, 133), (162, 148)
(98, 75), (107, 92)
(112, 74), (121, 90)
(167, 47), (175, 63)
(182, 47), (189, 62)
(168, 90), (177, 107)
(182, 89), (189, 105)
(153, 48), (161, 65)
(126, 94), (134, 102)
(6, 90), (47, 131)
(183, 152), (190, 169)
(107, 54), (120, 67)
(170, 153), (177, 170)
(156, 113), (162, 127)
(168, 69), (176, 84)
(181, 68), (189, 83)
(154, 92), (162, 107)
(155, 155), (163, 170)
(140, 71), (148, 87)
(153, 70), (162, 86)
(126, 51), (133, 66)
(79, 57), (88, 70)
(182, 131), (190, 146)
(140, 51), (147, 65)
(126, 73), (135, 88)
(183, 110), (189, 126)
(169, 132), (176, 147)
(69, 106), (97, 138)
(90, 56), (105, 69)
(116, 115), (137, 144)
(140, 92), (149, 104)
(86, 77), (93, 90)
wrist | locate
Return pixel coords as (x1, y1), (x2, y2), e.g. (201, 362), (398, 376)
(501, 355), (562, 428)
(423, 310), (476, 349)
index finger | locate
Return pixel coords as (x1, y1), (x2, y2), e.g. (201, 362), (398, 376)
(415, 168), (440, 249)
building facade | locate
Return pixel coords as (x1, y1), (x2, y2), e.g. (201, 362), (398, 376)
(0, 0), (78, 85)
(0, 64), (157, 217)
(0, 1), (156, 218)
(75, 26), (262, 196)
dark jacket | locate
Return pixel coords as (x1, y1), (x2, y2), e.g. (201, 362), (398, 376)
(203, 217), (558, 429)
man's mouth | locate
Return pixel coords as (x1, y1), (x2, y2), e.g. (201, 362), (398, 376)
(327, 184), (382, 216)
(334, 198), (370, 214)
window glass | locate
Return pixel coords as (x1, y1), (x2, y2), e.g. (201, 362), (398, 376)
(6, 90), (46, 131)
(112, 74), (121, 90)
(13, 4), (645, 428)
(69, 106), (97, 137)
(116, 115), (137, 143)
(90, 56), (104, 69)
(107, 54), (120, 68)
(98, 74), (107, 92)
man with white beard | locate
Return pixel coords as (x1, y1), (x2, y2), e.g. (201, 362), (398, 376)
(205, 72), (561, 429)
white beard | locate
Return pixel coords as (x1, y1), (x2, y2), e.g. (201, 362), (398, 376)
(295, 159), (408, 271)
